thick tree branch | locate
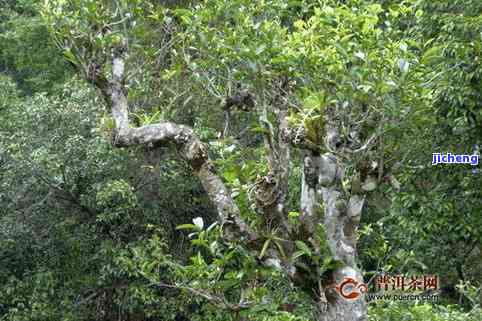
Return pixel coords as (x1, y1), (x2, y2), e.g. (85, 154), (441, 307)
(254, 79), (293, 235)
(88, 52), (255, 241)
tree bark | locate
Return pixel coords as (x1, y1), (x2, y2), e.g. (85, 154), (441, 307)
(255, 80), (292, 234)
(316, 112), (367, 321)
(318, 152), (367, 321)
(91, 53), (255, 242)
(300, 151), (320, 237)
(297, 146), (367, 321)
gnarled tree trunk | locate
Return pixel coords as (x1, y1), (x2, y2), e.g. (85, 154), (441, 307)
(318, 152), (366, 321)
(296, 106), (368, 320)
(85, 48), (368, 321)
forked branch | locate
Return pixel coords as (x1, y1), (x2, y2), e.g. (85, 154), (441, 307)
(87, 50), (255, 241)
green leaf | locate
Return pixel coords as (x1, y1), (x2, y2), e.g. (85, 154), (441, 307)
(259, 239), (271, 259)
(176, 224), (197, 230)
(256, 44), (267, 55)
(421, 45), (444, 65)
(295, 240), (312, 257)
(288, 211), (299, 218)
(63, 49), (78, 66)
(273, 240), (286, 259)
(292, 250), (306, 261)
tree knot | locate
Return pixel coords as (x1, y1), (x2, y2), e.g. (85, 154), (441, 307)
(252, 172), (281, 209)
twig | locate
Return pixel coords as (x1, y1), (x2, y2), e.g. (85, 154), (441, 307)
(344, 134), (377, 154)
(153, 282), (252, 312)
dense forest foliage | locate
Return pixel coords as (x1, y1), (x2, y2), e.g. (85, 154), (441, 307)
(0, 1), (480, 321)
